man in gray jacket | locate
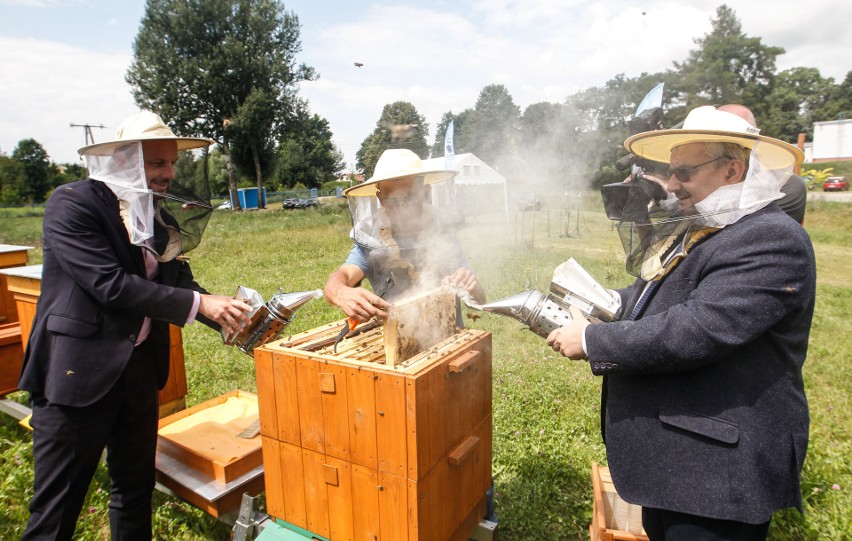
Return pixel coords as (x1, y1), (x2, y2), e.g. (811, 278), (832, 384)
(547, 106), (815, 541)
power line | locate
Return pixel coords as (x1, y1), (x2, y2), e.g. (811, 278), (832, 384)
(69, 122), (107, 147)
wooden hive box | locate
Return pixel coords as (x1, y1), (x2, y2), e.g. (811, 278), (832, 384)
(0, 322), (23, 396)
(590, 462), (649, 541)
(157, 390), (263, 484)
(255, 317), (492, 541)
(156, 390), (265, 517)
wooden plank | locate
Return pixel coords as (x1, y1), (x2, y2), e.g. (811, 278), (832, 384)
(351, 464), (380, 541)
(407, 477), (430, 541)
(11, 290), (38, 351)
(426, 356), (448, 472)
(378, 471), (407, 541)
(325, 456), (354, 541)
(296, 357), (325, 453)
(301, 448), (330, 538)
(445, 342), (488, 454)
(321, 363), (351, 462)
(427, 458), (453, 541)
(254, 348), (278, 438)
(280, 442), (308, 529)
(406, 374), (431, 481)
(273, 353), (302, 446)
(261, 436), (285, 519)
(383, 287), (456, 366)
(375, 372), (407, 477)
(347, 367), (378, 470)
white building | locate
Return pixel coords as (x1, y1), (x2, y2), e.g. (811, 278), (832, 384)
(810, 119), (852, 163)
(421, 153), (509, 220)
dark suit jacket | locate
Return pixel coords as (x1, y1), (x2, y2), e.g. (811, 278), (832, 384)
(585, 204), (815, 524)
(19, 179), (211, 407)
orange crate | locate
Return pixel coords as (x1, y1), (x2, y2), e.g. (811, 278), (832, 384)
(590, 462), (649, 541)
(157, 390), (262, 484)
(255, 324), (492, 541)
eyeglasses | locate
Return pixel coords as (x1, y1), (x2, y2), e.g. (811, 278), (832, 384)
(379, 192), (422, 209)
(666, 156), (729, 182)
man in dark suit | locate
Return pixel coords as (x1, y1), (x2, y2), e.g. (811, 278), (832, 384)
(547, 106), (815, 541)
(19, 111), (252, 541)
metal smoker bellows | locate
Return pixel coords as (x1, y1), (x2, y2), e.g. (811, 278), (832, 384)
(479, 258), (620, 338)
(222, 287), (322, 355)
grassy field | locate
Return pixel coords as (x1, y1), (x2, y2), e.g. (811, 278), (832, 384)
(0, 196), (849, 540)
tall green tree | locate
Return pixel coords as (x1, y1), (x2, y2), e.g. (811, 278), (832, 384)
(465, 84), (521, 170)
(276, 110), (344, 188)
(127, 0), (315, 210)
(762, 67), (838, 141)
(12, 139), (53, 203)
(0, 154), (25, 206)
(227, 87), (280, 206)
(431, 110), (474, 158)
(673, 4), (783, 117)
(356, 101), (428, 177)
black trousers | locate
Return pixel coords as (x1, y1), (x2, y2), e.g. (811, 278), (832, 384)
(23, 340), (160, 541)
(642, 507), (771, 541)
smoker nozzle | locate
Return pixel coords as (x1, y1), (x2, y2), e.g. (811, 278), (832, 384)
(268, 289), (323, 319)
(481, 290), (574, 339)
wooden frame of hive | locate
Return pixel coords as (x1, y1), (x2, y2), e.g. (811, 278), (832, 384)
(255, 319), (492, 541)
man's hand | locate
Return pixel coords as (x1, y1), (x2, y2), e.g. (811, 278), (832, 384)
(334, 286), (390, 323)
(442, 267), (486, 304)
(199, 294), (253, 335)
(546, 306), (591, 360)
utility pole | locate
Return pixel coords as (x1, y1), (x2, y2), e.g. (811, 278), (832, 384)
(69, 122), (107, 146)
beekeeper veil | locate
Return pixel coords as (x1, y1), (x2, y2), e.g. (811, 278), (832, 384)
(342, 149), (467, 297)
(78, 111), (215, 261)
(609, 106), (804, 279)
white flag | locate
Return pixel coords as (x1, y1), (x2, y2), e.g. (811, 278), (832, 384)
(444, 120), (455, 170)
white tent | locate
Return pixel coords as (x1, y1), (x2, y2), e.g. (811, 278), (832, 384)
(421, 153), (509, 220)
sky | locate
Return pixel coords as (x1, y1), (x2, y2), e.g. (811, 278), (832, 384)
(1, 0), (850, 169)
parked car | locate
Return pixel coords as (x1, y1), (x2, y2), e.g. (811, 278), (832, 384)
(216, 200), (232, 210)
(282, 198), (300, 209)
(822, 176), (849, 192)
(295, 198), (319, 208)
(516, 194), (542, 212)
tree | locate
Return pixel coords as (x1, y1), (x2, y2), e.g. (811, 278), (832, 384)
(0, 154), (25, 206)
(227, 87), (280, 206)
(275, 110), (344, 188)
(465, 84), (520, 170)
(12, 139), (53, 203)
(356, 101), (428, 177)
(673, 5), (783, 116)
(127, 0), (316, 210)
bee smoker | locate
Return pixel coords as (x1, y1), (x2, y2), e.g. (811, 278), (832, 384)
(480, 290), (576, 338)
(222, 287), (323, 355)
(480, 259), (619, 338)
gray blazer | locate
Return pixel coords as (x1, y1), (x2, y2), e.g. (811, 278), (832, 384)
(585, 204), (815, 524)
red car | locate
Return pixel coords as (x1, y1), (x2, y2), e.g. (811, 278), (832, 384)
(823, 176), (849, 191)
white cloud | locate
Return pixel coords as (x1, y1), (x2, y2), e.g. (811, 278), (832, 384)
(2, 0), (850, 167)
(0, 36), (138, 162)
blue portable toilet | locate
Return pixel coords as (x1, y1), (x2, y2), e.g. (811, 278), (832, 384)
(236, 187), (267, 209)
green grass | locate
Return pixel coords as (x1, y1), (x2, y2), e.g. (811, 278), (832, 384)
(1, 197), (849, 540)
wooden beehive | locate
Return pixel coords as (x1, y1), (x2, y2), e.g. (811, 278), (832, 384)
(156, 390), (265, 517)
(255, 317), (492, 541)
(590, 462), (648, 541)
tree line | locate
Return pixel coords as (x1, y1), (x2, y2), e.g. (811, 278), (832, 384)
(2, 3), (849, 206)
(356, 5), (851, 191)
